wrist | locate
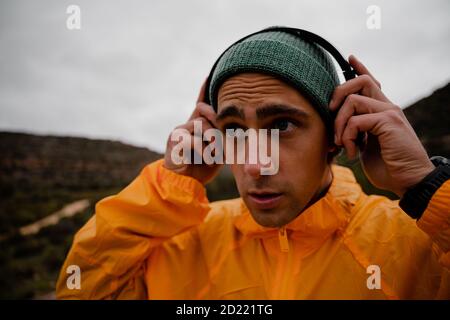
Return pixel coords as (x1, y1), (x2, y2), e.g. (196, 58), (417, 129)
(399, 156), (450, 219)
(398, 161), (435, 197)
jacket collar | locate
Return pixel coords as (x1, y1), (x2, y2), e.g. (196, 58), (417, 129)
(234, 165), (363, 239)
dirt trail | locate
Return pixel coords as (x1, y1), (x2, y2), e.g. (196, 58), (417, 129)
(19, 199), (90, 236)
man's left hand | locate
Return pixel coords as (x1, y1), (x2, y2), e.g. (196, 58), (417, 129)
(330, 55), (435, 197)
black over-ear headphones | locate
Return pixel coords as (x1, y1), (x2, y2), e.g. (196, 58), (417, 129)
(203, 26), (357, 104)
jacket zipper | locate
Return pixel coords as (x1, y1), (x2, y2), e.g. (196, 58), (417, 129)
(278, 227), (289, 252)
(273, 227), (292, 298)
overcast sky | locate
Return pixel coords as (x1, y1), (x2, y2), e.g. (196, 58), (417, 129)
(0, 0), (449, 152)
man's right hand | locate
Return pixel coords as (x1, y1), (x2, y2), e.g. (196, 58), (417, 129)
(163, 79), (223, 185)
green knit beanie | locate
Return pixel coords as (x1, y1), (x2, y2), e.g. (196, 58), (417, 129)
(209, 30), (340, 139)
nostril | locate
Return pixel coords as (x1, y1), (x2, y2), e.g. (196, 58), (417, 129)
(244, 163), (262, 178)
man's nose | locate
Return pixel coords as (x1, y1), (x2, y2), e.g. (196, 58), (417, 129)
(242, 133), (273, 178)
(243, 162), (263, 179)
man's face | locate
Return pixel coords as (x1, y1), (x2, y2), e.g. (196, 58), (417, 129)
(216, 73), (334, 228)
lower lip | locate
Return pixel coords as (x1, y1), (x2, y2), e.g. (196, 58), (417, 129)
(247, 194), (283, 210)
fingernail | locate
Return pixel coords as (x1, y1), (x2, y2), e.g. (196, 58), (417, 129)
(334, 134), (338, 145)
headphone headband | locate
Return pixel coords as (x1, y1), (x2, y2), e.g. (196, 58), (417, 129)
(203, 26), (356, 104)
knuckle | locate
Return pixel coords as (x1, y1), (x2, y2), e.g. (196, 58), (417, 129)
(384, 109), (403, 123)
(197, 103), (209, 114)
(342, 133), (352, 144)
(199, 117), (211, 127)
(174, 124), (186, 131)
(375, 80), (381, 88)
(392, 104), (403, 113)
(195, 101), (205, 109)
(393, 106), (407, 120)
(359, 74), (371, 84)
(346, 93), (358, 104)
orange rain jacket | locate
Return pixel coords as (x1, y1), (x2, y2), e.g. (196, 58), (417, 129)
(56, 160), (450, 299)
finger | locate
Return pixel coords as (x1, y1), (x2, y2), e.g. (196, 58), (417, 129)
(196, 102), (218, 128)
(341, 112), (395, 159)
(168, 130), (192, 165)
(191, 135), (206, 162)
(342, 132), (357, 160)
(348, 55), (381, 88)
(329, 74), (388, 111)
(173, 119), (214, 164)
(181, 117), (214, 135)
(340, 113), (381, 159)
(172, 132), (205, 165)
(335, 94), (394, 145)
(174, 121), (196, 135)
(196, 77), (209, 103)
(190, 117), (218, 165)
(190, 77), (213, 120)
(190, 101), (216, 123)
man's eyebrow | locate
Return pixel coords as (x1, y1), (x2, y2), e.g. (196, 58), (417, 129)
(216, 105), (245, 121)
(256, 104), (310, 120)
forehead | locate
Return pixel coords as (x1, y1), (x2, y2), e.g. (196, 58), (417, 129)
(217, 73), (315, 114)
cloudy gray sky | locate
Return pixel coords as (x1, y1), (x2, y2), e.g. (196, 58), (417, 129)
(0, 0), (449, 152)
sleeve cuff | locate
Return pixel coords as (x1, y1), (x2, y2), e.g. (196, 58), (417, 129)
(145, 159), (209, 206)
(400, 165), (450, 219)
(417, 179), (450, 253)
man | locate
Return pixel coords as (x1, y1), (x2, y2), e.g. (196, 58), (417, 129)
(57, 29), (449, 299)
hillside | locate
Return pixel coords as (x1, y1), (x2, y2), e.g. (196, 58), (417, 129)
(0, 133), (162, 298)
(0, 132), (238, 299)
(0, 132), (162, 234)
(403, 82), (450, 157)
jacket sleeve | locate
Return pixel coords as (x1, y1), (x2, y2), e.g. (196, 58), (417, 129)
(416, 179), (450, 269)
(56, 159), (210, 299)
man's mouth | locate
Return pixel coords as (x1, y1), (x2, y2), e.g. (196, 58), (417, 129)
(247, 190), (284, 210)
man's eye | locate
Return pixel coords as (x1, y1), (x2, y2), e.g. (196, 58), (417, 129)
(270, 119), (295, 131)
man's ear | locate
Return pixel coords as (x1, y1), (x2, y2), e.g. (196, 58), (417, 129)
(327, 145), (342, 163)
